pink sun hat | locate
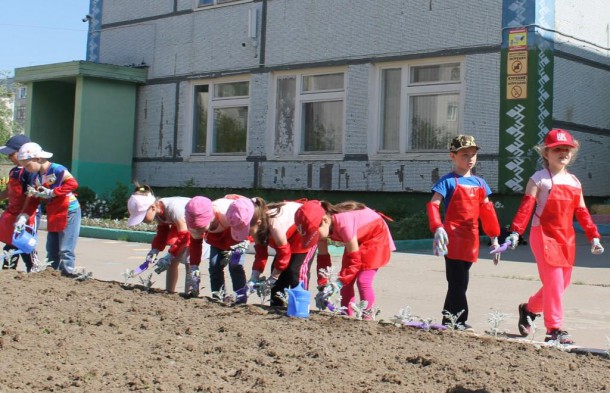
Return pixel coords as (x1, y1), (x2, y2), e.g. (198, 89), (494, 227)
(185, 196), (214, 229)
(225, 198), (255, 242)
(127, 194), (156, 226)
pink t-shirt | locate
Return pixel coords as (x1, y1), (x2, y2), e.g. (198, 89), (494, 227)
(330, 207), (396, 251)
(530, 169), (581, 227)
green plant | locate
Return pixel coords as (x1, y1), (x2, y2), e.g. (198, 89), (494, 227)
(106, 182), (130, 219)
(388, 211), (430, 240)
(441, 309), (464, 331)
(486, 310), (510, 338)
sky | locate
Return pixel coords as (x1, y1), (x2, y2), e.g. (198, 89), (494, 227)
(0, 0), (90, 76)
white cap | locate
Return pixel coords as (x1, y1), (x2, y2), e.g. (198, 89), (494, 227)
(17, 142), (53, 160)
(127, 194), (156, 226)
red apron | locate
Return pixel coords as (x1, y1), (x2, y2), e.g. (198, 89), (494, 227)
(444, 174), (485, 263)
(535, 170), (580, 267)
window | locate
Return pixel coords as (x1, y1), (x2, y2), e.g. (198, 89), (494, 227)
(192, 80), (249, 155)
(18, 87), (26, 99)
(15, 105), (26, 120)
(274, 70), (345, 155)
(378, 61), (462, 153)
(198, 0), (242, 7)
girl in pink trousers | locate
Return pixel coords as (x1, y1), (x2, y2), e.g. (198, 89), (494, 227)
(294, 200), (395, 319)
(507, 129), (604, 344)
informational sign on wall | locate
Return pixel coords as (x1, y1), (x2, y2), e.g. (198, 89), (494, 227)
(506, 28), (529, 100)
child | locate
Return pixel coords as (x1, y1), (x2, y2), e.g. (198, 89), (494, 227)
(426, 135), (501, 330)
(294, 199), (395, 318)
(127, 185), (193, 294)
(184, 195), (248, 302)
(17, 142), (81, 277)
(0, 135), (39, 272)
(229, 198), (318, 306)
(506, 129), (604, 344)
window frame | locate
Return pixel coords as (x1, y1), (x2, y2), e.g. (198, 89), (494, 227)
(269, 67), (347, 160)
(370, 57), (464, 159)
(188, 76), (251, 160)
(196, 0), (252, 10)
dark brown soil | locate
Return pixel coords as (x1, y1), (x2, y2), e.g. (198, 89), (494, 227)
(1, 269), (609, 392)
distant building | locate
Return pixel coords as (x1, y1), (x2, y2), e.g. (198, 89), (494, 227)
(18, 0), (610, 197)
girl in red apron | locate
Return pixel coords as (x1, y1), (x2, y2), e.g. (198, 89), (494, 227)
(295, 200), (395, 319)
(185, 195), (248, 302)
(127, 185), (193, 294)
(0, 135), (39, 272)
(426, 135), (501, 330)
(507, 129), (603, 344)
(236, 198), (318, 306)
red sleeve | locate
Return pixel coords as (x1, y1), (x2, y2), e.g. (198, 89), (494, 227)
(272, 243), (291, 272)
(316, 254), (332, 287)
(338, 251), (362, 285)
(510, 195), (536, 235)
(189, 237), (203, 266)
(575, 207), (601, 241)
(52, 176), (78, 197)
(426, 201), (443, 232)
(168, 230), (191, 256)
(252, 243), (269, 273)
(479, 201), (501, 237)
(151, 224), (170, 251)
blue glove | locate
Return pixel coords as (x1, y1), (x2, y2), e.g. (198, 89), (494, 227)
(154, 254), (172, 274)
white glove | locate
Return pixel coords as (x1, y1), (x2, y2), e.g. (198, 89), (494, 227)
(322, 281), (343, 298)
(507, 232), (520, 250)
(591, 238), (604, 255)
(146, 249), (159, 263)
(490, 237), (500, 265)
(35, 186), (54, 199)
(265, 276), (278, 288)
(244, 270), (261, 295)
(433, 227), (449, 256)
(26, 185), (38, 197)
(14, 214), (28, 232)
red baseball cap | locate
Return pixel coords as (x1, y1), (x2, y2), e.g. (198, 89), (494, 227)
(544, 129), (576, 149)
(294, 200), (326, 248)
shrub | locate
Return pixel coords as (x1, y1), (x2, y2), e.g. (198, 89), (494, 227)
(388, 211), (430, 240)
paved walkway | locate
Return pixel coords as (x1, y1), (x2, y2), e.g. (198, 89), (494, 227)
(25, 231), (610, 350)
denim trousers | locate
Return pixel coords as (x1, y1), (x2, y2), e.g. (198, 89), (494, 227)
(47, 207), (81, 274)
(208, 245), (246, 295)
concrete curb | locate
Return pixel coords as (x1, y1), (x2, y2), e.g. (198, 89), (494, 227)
(80, 226), (156, 243)
(79, 227), (497, 256)
(79, 225), (435, 254)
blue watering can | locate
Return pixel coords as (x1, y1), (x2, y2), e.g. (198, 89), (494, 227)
(12, 225), (37, 254)
(286, 281), (310, 318)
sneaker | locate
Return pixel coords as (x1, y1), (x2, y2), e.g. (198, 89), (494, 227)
(518, 303), (538, 337)
(458, 323), (475, 332)
(545, 329), (574, 345)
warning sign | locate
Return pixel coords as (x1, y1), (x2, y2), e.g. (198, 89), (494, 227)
(507, 75), (527, 100)
(508, 28), (527, 51)
(507, 51), (528, 75)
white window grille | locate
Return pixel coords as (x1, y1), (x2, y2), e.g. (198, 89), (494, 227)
(192, 79), (249, 156)
(378, 60), (463, 153)
(273, 70), (345, 156)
